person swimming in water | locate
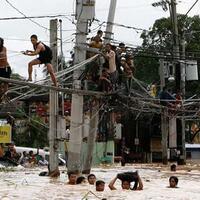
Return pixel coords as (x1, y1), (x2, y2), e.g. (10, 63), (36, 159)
(109, 171), (143, 190)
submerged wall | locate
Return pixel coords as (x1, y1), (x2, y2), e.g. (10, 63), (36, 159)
(81, 141), (115, 166)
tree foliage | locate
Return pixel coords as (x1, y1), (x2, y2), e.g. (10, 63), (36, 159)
(27, 116), (48, 148)
(135, 15), (200, 96)
(15, 116), (48, 148)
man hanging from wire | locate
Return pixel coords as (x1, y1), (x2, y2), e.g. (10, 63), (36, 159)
(23, 34), (57, 86)
(0, 37), (12, 98)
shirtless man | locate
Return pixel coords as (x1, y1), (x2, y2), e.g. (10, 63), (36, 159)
(67, 172), (78, 185)
(103, 43), (118, 84)
(0, 37), (11, 94)
(23, 35), (57, 86)
(98, 69), (112, 92)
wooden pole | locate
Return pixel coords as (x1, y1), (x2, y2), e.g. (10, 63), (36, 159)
(0, 77), (107, 97)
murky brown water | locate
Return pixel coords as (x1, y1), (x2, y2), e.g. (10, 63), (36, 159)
(0, 164), (200, 200)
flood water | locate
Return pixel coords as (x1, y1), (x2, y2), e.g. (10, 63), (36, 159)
(0, 164), (200, 200)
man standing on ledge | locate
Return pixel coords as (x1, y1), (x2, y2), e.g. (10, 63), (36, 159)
(0, 37), (12, 94)
(23, 34), (57, 86)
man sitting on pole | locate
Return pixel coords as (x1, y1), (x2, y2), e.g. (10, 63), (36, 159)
(23, 34), (57, 86)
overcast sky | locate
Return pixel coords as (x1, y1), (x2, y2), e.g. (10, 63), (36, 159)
(0, 0), (199, 80)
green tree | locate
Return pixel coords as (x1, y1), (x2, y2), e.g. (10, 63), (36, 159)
(135, 15), (200, 96)
(14, 116), (48, 148)
(27, 115), (48, 148)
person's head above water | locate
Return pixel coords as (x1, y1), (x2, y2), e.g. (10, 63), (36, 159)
(121, 180), (131, 190)
(170, 164), (176, 172)
(96, 180), (105, 192)
(67, 171), (78, 185)
(169, 176), (178, 188)
(76, 176), (86, 184)
(88, 174), (96, 185)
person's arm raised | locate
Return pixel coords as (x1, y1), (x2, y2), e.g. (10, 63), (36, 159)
(137, 175), (143, 190)
(108, 176), (118, 190)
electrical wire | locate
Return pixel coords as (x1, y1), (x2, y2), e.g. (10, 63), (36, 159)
(184, 0), (199, 16)
(4, 0), (49, 31)
(0, 14), (72, 21)
(94, 18), (148, 33)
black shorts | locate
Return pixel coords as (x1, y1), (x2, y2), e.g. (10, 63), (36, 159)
(0, 66), (11, 79)
(38, 56), (52, 64)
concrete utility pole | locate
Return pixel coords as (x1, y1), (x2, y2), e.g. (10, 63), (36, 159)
(161, 108), (168, 164)
(159, 59), (165, 91)
(180, 30), (186, 164)
(68, 0), (95, 173)
(49, 19), (60, 175)
(180, 31), (186, 97)
(104, 0), (117, 43)
(159, 59), (168, 164)
(59, 19), (65, 117)
(170, 0), (186, 164)
(171, 0), (180, 59)
(82, 99), (99, 174)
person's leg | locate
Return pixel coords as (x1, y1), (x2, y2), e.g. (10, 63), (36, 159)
(3, 82), (8, 94)
(3, 66), (11, 94)
(28, 59), (41, 81)
(129, 78), (132, 90)
(0, 82), (4, 96)
(46, 63), (57, 86)
(127, 78), (132, 94)
(65, 151), (68, 167)
(125, 78), (129, 93)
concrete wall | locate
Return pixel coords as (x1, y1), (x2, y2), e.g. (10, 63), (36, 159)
(81, 141), (114, 166)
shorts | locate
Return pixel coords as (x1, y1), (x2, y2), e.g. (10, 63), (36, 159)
(37, 56), (52, 64)
(0, 66), (11, 79)
(110, 70), (118, 84)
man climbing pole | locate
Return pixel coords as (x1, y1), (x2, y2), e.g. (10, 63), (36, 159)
(0, 37), (12, 98)
(23, 34), (57, 86)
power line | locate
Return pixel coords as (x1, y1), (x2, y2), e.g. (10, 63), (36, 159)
(0, 14), (76, 32)
(4, 0), (49, 31)
(185, 0), (199, 16)
(94, 18), (148, 33)
(111, 38), (200, 56)
(0, 14), (71, 21)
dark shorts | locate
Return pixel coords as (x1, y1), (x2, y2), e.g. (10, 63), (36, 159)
(110, 70), (118, 84)
(0, 66), (11, 79)
(38, 56), (52, 64)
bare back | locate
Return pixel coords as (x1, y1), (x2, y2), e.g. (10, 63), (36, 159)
(106, 50), (116, 73)
(0, 47), (9, 68)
